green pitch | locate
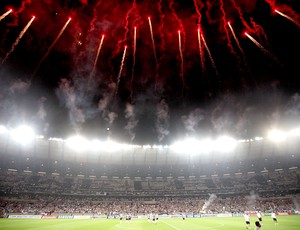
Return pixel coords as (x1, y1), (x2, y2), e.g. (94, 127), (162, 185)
(0, 215), (299, 230)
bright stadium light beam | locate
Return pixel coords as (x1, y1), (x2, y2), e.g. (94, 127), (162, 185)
(0, 125), (8, 134)
(289, 128), (300, 137)
(66, 135), (89, 151)
(267, 129), (287, 142)
(214, 136), (237, 152)
(100, 140), (123, 152)
(10, 125), (35, 144)
(170, 138), (202, 154)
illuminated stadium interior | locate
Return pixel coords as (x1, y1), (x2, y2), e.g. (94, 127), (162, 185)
(0, 1), (300, 226)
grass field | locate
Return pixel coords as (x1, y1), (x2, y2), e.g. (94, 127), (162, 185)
(0, 215), (299, 230)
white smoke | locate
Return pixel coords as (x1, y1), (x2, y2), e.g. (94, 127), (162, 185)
(9, 79), (30, 94)
(246, 191), (258, 211)
(156, 99), (170, 142)
(125, 103), (138, 141)
(37, 97), (47, 120)
(182, 108), (205, 133)
(57, 78), (85, 133)
(202, 194), (217, 211)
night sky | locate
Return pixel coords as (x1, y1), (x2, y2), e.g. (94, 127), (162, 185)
(0, 0), (299, 145)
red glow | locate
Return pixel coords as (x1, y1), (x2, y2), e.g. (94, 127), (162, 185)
(148, 16), (151, 20)
(244, 32), (248, 36)
(227, 21), (231, 25)
(32, 15), (36, 19)
(8, 9), (13, 12)
(125, 45), (127, 48)
(68, 17), (72, 20)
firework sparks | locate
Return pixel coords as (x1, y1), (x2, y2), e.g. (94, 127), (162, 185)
(201, 33), (219, 76)
(220, 0), (236, 57)
(148, 16), (159, 88)
(1, 16), (35, 65)
(115, 45), (127, 96)
(275, 9), (298, 26)
(197, 29), (206, 75)
(178, 30), (184, 88)
(0, 9), (12, 22)
(32, 17), (71, 79)
(90, 34), (105, 80)
(228, 22), (248, 67)
(245, 32), (280, 65)
(130, 27), (137, 101)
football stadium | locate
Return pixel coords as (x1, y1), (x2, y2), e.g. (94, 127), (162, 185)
(0, 0), (300, 229)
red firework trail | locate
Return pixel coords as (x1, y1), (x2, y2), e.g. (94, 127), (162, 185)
(229, 0), (252, 32)
(158, 0), (166, 52)
(88, 0), (102, 33)
(201, 33), (219, 76)
(115, 45), (127, 96)
(245, 32), (281, 65)
(0, 9), (12, 22)
(197, 28), (206, 75)
(148, 16), (159, 88)
(264, 0), (300, 27)
(130, 27), (137, 101)
(227, 22), (247, 67)
(1, 16), (35, 65)
(178, 30), (184, 85)
(169, 0), (185, 52)
(193, 0), (205, 25)
(115, 0), (137, 56)
(219, 0), (237, 57)
(250, 17), (269, 45)
(230, 0), (268, 42)
(31, 17), (71, 79)
(275, 9), (300, 27)
(90, 34), (105, 79)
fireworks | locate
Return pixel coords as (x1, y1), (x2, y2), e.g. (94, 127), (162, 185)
(1, 15), (35, 65)
(31, 17), (71, 79)
(245, 32), (281, 65)
(0, 9), (12, 22)
(90, 34), (105, 80)
(0, 1), (299, 143)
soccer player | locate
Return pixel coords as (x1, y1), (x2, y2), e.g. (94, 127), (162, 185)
(271, 211), (278, 225)
(256, 211), (263, 224)
(244, 212), (250, 229)
(119, 213), (123, 223)
(255, 221), (261, 230)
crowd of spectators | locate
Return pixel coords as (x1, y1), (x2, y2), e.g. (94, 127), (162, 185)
(0, 168), (299, 216)
(0, 168), (299, 196)
(0, 193), (299, 216)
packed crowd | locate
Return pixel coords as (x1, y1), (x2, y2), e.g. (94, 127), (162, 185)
(0, 193), (299, 215)
(0, 168), (299, 196)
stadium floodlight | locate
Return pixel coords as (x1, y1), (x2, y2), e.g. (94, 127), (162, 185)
(170, 138), (202, 154)
(198, 138), (214, 153)
(289, 128), (300, 137)
(10, 125), (35, 144)
(214, 136), (237, 152)
(267, 129), (287, 142)
(0, 125), (8, 134)
(100, 140), (123, 152)
(65, 135), (88, 151)
(89, 139), (103, 151)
